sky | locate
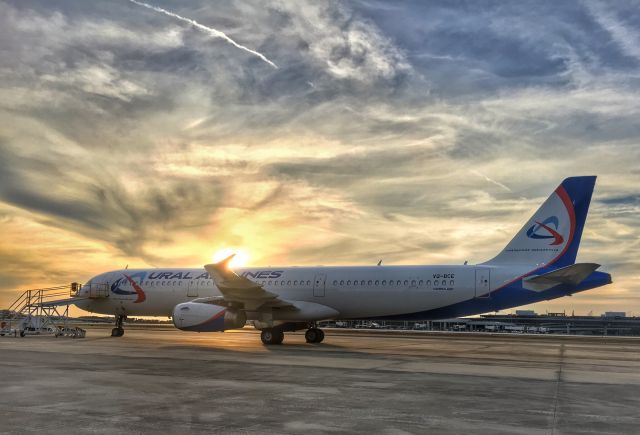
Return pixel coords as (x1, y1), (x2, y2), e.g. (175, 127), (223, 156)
(0, 0), (639, 316)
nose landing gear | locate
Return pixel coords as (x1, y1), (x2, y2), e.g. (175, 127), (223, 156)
(111, 314), (125, 337)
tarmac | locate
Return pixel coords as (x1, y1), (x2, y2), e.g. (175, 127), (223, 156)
(1, 326), (639, 434)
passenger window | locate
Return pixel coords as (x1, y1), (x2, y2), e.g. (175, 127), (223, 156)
(287, 280), (291, 285)
(389, 280), (394, 286)
(382, 280), (386, 285)
(397, 280), (401, 286)
(419, 280), (424, 286)
(294, 280), (298, 285)
(450, 280), (454, 286)
(268, 280), (272, 285)
(354, 281), (358, 286)
(404, 280), (409, 286)
(375, 280), (379, 285)
(333, 280), (338, 286)
(361, 280), (365, 285)
(368, 280), (373, 285)
(434, 280), (439, 286)
(340, 280), (345, 285)
(307, 280), (311, 286)
(411, 280), (416, 286)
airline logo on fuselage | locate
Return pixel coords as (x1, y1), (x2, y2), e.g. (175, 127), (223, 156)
(111, 272), (147, 303)
(526, 216), (564, 246)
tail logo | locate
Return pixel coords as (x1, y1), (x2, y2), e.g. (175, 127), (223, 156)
(526, 216), (564, 246)
(111, 272), (147, 303)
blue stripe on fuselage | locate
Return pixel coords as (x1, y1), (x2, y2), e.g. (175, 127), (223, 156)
(370, 270), (611, 321)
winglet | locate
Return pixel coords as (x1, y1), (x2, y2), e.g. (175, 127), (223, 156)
(205, 254), (258, 291)
(217, 254), (235, 269)
(205, 254), (238, 284)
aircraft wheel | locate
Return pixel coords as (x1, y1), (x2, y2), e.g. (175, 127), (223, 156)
(111, 327), (124, 337)
(305, 328), (324, 343)
(261, 328), (284, 345)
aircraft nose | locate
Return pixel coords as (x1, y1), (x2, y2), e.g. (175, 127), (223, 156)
(73, 298), (90, 312)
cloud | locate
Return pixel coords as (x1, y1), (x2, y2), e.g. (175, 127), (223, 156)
(0, 0), (639, 315)
(281, 2), (410, 82)
(586, 1), (640, 62)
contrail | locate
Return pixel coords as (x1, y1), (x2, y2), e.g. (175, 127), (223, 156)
(471, 170), (512, 193)
(128, 0), (278, 69)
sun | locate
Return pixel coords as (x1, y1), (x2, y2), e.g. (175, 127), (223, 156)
(212, 248), (250, 268)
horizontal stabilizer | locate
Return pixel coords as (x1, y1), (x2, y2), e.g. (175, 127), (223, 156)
(523, 263), (600, 292)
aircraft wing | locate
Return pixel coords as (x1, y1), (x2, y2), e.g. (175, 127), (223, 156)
(203, 255), (294, 311)
(523, 263), (600, 292)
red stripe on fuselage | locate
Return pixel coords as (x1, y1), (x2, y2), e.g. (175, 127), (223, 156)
(124, 274), (146, 303)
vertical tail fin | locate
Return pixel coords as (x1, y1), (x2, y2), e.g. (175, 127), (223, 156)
(484, 176), (596, 267)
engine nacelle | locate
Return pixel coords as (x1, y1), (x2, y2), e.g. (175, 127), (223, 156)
(172, 302), (246, 332)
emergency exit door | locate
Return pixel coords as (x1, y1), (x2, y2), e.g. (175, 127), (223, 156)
(313, 273), (326, 297)
(475, 267), (491, 298)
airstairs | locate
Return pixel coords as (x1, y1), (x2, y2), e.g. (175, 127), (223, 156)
(0, 282), (107, 338)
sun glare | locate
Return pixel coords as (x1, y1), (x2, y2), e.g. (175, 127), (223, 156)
(212, 248), (250, 268)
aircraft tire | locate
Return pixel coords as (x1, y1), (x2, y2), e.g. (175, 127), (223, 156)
(111, 327), (124, 337)
(305, 328), (324, 343)
(261, 328), (284, 345)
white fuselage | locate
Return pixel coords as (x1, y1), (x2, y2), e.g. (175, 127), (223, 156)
(76, 264), (527, 319)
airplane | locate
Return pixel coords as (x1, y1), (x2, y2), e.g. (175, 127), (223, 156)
(66, 176), (610, 344)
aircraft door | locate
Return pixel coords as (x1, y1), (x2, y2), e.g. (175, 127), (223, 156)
(313, 273), (326, 297)
(475, 267), (491, 298)
(187, 281), (198, 297)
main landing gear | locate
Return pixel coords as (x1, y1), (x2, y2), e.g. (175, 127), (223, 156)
(259, 324), (325, 345)
(305, 327), (324, 344)
(260, 328), (284, 345)
(111, 314), (125, 337)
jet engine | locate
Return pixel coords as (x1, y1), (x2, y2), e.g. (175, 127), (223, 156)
(172, 302), (246, 332)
